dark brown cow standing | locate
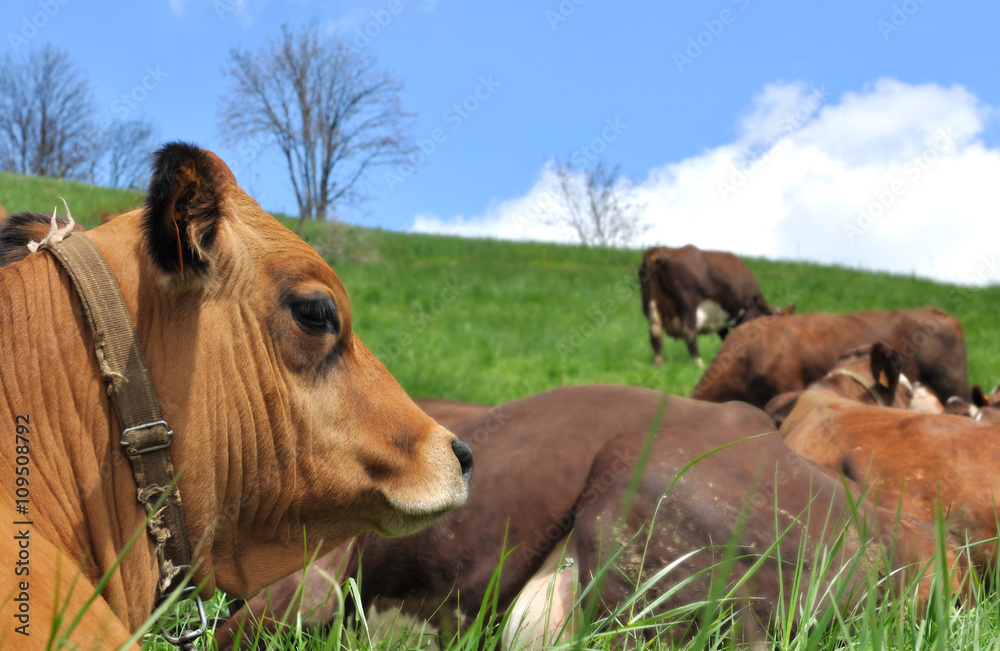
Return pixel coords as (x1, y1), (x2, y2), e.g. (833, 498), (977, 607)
(691, 307), (968, 409)
(216, 385), (950, 649)
(639, 245), (791, 367)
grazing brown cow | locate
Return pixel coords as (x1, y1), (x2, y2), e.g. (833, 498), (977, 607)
(0, 143), (470, 649)
(0, 203), (6, 220)
(217, 385), (957, 649)
(639, 245), (793, 367)
(691, 307), (969, 409)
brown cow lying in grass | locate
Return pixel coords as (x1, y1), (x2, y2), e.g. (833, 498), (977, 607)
(764, 343), (915, 426)
(691, 307), (969, 409)
(780, 343), (996, 575)
(216, 385), (960, 649)
(0, 144), (471, 648)
(941, 383), (1000, 424)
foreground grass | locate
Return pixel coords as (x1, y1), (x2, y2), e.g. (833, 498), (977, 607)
(141, 501), (998, 651)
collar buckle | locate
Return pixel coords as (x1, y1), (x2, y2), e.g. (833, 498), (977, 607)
(120, 420), (173, 456)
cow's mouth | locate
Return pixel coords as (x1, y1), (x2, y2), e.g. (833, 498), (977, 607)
(376, 501), (464, 538)
(371, 434), (472, 537)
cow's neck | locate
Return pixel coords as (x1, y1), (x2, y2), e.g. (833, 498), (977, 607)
(0, 251), (160, 630)
(89, 219), (328, 599)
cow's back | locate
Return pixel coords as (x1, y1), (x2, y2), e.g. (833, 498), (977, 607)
(692, 308), (968, 407)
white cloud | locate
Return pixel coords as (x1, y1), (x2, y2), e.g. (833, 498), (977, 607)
(412, 78), (1000, 286)
(413, 163), (583, 243)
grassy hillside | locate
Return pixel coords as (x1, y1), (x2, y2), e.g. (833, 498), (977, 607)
(0, 172), (144, 225)
(329, 229), (1000, 404)
(3, 170), (997, 402)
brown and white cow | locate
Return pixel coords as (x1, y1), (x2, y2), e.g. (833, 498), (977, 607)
(0, 143), (471, 648)
(639, 245), (793, 367)
(763, 342), (915, 426)
(780, 357), (999, 572)
(691, 307), (969, 409)
(217, 385), (961, 649)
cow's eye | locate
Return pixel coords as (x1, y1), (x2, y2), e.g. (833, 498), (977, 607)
(289, 296), (339, 335)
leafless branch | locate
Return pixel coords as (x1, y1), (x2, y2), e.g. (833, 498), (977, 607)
(218, 21), (415, 227)
(544, 159), (649, 247)
(0, 45), (95, 179)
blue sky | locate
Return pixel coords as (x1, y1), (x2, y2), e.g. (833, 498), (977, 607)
(5, 0), (1000, 283)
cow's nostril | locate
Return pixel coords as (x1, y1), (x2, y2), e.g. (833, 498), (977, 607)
(451, 439), (473, 485)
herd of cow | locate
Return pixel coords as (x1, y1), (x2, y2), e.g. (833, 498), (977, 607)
(0, 144), (995, 649)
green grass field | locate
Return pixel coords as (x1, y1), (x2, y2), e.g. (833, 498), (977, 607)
(0, 172), (144, 223)
(328, 229), (1000, 406)
(4, 173), (999, 649)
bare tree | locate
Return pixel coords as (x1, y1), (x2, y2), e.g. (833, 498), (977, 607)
(545, 159), (649, 248)
(92, 118), (156, 189)
(219, 21), (414, 228)
(0, 45), (95, 179)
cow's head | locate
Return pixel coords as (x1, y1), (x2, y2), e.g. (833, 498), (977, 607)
(868, 341), (903, 405)
(91, 143), (471, 596)
(820, 342), (909, 408)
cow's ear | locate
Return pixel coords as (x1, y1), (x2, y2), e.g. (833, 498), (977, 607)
(142, 142), (233, 276)
(870, 342), (901, 404)
(972, 385), (989, 408)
